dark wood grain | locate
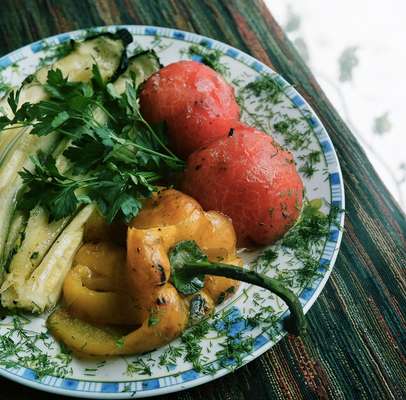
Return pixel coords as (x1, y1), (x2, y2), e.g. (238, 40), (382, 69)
(0, 1), (405, 399)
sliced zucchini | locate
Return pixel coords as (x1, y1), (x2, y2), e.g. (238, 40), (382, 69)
(0, 31), (132, 278)
(0, 33), (160, 309)
(0, 29), (132, 122)
(2, 210), (27, 272)
(113, 49), (161, 94)
(1, 204), (95, 312)
(0, 30), (132, 169)
(1, 207), (72, 305)
(0, 129), (58, 191)
(0, 126), (31, 168)
(35, 29), (132, 86)
(0, 133), (59, 272)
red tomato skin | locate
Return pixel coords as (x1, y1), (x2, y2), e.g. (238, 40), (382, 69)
(167, 102), (245, 158)
(182, 127), (303, 246)
(139, 61), (240, 157)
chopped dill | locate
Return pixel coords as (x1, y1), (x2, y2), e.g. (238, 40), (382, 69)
(299, 150), (322, 178)
(126, 358), (152, 376)
(244, 75), (283, 104)
(252, 247), (278, 273)
(0, 314), (72, 379)
(186, 44), (229, 76)
(216, 333), (254, 370)
(246, 306), (277, 328)
(250, 198), (344, 290)
(299, 161), (317, 178)
(273, 119), (311, 151)
(158, 344), (182, 367)
(282, 200), (330, 251)
(147, 309), (160, 327)
(180, 320), (214, 373)
(150, 35), (172, 52)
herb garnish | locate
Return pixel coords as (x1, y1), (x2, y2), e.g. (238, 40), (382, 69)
(180, 320), (215, 374)
(0, 67), (184, 223)
(147, 308), (160, 327)
(185, 44), (229, 76)
(217, 334), (254, 370)
(299, 150), (321, 178)
(126, 358), (152, 376)
(158, 344), (182, 369)
(252, 199), (342, 287)
(244, 75), (283, 104)
(0, 314), (72, 378)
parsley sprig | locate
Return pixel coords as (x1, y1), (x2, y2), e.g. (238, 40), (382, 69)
(2, 67), (184, 223)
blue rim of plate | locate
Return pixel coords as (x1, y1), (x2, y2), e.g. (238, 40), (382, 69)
(0, 25), (345, 398)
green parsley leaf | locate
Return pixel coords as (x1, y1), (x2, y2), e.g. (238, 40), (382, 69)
(51, 111), (70, 129)
(11, 62), (185, 223)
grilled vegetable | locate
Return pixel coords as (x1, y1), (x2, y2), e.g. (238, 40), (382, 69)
(0, 30), (133, 280)
(1, 41), (162, 310)
(1, 207), (72, 309)
(139, 60), (240, 158)
(112, 50), (161, 94)
(63, 242), (140, 325)
(1, 205), (95, 312)
(48, 189), (305, 357)
(48, 189), (241, 356)
(182, 126), (304, 246)
(127, 189), (242, 321)
(47, 284), (188, 357)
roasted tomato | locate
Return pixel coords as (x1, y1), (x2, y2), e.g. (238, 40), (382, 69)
(139, 60), (240, 158)
(182, 126), (304, 246)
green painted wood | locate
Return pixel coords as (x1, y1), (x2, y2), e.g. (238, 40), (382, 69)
(0, 1), (405, 399)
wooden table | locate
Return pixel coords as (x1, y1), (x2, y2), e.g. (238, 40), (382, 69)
(0, 1), (405, 399)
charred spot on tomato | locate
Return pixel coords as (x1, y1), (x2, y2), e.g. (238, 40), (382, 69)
(195, 164), (202, 170)
(281, 203), (290, 219)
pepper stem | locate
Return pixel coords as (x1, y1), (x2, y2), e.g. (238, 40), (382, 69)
(183, 261), (307, 336)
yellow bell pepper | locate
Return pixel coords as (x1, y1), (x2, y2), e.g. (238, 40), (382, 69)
(49, 189), (242, 356)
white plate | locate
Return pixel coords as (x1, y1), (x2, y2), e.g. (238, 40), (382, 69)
(0, 25), (345, 398)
